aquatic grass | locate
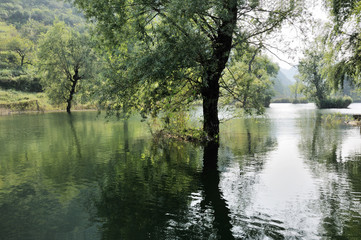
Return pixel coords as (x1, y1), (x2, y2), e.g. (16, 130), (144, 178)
(271, 98), (292, 103)
(322, 113), (351, 127)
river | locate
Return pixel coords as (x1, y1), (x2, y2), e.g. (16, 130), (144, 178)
(0, 103), (361, 239)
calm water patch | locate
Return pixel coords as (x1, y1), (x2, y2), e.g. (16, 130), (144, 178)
(0, 104), (361, 239)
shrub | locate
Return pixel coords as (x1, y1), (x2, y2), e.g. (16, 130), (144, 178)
(317, 96), (352, 109)
(271, 98), (291, 103)
(292, 98), (308, 104)
(0, 76), (42, 92)
(263, 95), (272, 107)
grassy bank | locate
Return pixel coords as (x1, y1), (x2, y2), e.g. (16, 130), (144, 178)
(0, 89), (52, 112)
(0, 89), (95, 115)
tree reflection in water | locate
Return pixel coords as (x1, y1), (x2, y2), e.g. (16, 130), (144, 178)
(94, 129), (201, 239)
(94, 117), (279, 239)
(201, 141), (234, 240)
(67, 114), (82, 159)
(95, 120), (238, 239)
(299, 113), (361, 238)
(4, 109), (361, 239)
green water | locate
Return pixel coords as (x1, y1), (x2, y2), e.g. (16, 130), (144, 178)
(0, 104), (361, 239)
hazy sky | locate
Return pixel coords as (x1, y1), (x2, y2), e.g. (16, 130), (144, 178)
(267, 1), (330, 69)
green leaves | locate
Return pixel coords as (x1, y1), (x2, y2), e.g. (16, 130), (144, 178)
(328, 0), (357, 27)
(37, 22), (98, 108)
(325, 0), (361, 87)
(296, 44), (336, 107)
(222, 51), (277, 115)
(72, 0), (301, 138)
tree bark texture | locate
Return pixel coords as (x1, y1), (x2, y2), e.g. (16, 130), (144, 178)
(202, 76), (220, 141)
(66, 68), (80, 113)
(201, 0), (237, 141)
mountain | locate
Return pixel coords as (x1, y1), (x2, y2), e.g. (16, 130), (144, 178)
(280, 67), (298, 83)
(272, 70), (294, 98)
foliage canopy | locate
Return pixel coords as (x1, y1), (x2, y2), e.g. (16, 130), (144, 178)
(37, 22), (98, 113)
(324, 0), (361, 88)
(297, 42), (352, 109)
(72, 0), (302, 140)
(297, 45), (328, 106)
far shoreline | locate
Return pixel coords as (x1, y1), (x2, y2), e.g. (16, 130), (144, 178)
(0, 108), (98, 116)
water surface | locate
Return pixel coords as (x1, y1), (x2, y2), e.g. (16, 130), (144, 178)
(1, 104), (361, 239)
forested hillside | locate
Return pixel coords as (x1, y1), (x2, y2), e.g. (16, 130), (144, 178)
(0, 0), (93, 112)
(0, 0), (85, 92)
(0, 0), (84, 28)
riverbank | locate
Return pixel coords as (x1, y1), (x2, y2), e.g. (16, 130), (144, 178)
(0, 89), (95, 115)
(0, 108), (98, 116)
(347, 120), (361, 126)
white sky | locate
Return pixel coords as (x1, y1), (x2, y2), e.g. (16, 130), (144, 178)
(267, 1), (330, 69)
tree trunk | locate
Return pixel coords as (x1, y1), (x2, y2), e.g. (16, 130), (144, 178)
(66, 68), (80, 114)
(201, 0), (237, 141)
(202, 76), (220, 141)
(20, 55), (24, 67)
(66, 81), (76, 113)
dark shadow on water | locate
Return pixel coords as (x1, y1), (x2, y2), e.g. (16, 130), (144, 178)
(201, 141), (234, 240)
(67, 114), (82, 159)
(92, 135), (237, 239)
(123, 120), (129, 153)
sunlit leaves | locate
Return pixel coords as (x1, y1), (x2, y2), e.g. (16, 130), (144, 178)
(72, 0), (302, 138)
(37, 22), (98, 108)
(325, 0), (361, 87)
(222, 52), (277, 114)
(297, 44), (331, 107)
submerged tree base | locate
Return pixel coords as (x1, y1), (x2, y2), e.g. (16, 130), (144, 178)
(145, 112), (215, 144)
(147, 124), (218, 145)
(347, 120), (361, 126)
(152, 128), (210, 144)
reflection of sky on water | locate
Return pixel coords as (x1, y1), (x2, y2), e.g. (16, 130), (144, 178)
(340, 128), (361, 161)
(243, 136), (320, 238)
(1, 104), (361, 239)
(221, 106), (320, 238)
(218, 103), (361, 239)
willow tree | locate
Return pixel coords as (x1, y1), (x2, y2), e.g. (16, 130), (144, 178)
(297, 47), (329, 107)
(223, 49), (279, 112)
(73, 0), (302, 140)
(324, 0), (361, 88)
(6, 35), (34, 68)
(38, 22), (97, 113)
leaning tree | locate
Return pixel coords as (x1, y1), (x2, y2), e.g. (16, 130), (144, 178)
(38, 22), (97, 113)
(72, 0), (303, 140)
